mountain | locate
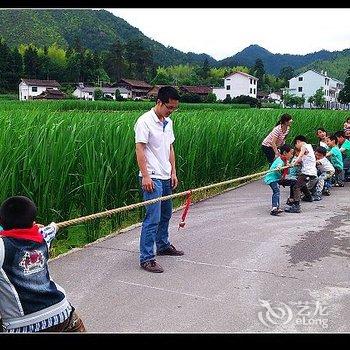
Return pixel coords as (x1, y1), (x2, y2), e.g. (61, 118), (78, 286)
(0, 9), (349, 78)
(217, 44), (345, 75)
(0, 9), (217, 67)
(296, 50), (350, 81)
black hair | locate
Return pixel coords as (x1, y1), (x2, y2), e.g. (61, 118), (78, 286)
(316, 127), (326, 133)
(334, 130), (345, 138)
(315, 146), (327, 156)
(275, 113), (292, 127)
(157, 86), (180, 103)
(0, 196), (37, 230)
(293, 135), (307, 144)
(329, 134), (338, 144)
(279, 144), (292, 154)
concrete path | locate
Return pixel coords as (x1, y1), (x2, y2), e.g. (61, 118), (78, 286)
(49, 180), (350, 333)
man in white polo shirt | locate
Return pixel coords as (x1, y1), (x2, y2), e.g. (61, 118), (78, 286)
(134, 86), (184, 273)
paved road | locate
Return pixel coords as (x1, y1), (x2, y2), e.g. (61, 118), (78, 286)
(49, 180), (350, 333)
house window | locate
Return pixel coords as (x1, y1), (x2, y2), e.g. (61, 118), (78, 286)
(298, 87), (303, 92)
(250, 79), (252, 84)
(32, 86), (37, 92)
(89, 92), (92, 95)
(253, 88), (256, 94)
(254, 80), (256, 85)
(298, 77), (303, 81)
(226, 85), (230, 90)
(250, 88), (252, 94)
(226, 94), (230, 99)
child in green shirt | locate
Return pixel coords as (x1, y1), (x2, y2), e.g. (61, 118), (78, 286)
(264, 144), (294, 216)
(326, 134), (344, 187)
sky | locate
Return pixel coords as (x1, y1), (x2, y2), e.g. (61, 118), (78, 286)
(105, 8), (350, 61)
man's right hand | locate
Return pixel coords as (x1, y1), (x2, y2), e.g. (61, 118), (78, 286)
(142, 176), (154, 192)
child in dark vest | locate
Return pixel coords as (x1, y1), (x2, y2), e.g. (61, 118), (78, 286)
(0, 196), (85, 333)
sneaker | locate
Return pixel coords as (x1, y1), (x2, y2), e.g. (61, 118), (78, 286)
(276, 207), (284, 213)
(322, 189), (331, 196)
(286, 198), (294, 206)
(301, 195), (313, 202)
(157, 244), (184, 256)
(312, 195), (322, 201)
(284, 204), (301, 213)
(140, 260), (164, 273)
(270, 208), (280, 216)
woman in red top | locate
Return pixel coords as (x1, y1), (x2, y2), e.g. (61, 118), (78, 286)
(261, 113), (293, 165)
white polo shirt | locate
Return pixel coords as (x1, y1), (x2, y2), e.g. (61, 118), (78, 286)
(134, 108), (175, 180)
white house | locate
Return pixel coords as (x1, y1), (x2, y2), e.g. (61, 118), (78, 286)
(72, 83), (130, 100)
(19, 79), (61, 101)
(287, 69), (346, 109)
(268, 91), (282, 103)
(213, 71), (258, 101)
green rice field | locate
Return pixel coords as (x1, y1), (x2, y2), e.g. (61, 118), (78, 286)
(0, 99), (348, 256)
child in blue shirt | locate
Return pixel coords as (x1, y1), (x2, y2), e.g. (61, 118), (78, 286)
(264, 144), (294, 216)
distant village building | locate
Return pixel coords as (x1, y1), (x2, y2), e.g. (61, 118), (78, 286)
(287, 69), (346, 109)
(268, 91), (282, 103)
(33, 89), (66, 100)
(115, 79), (152, 99)
(179, 85), (213, 97)
(19, 79), (62, 101)
(257, 90), (283, 104)
(72, 83), (129, 100)
(213, 71), (258, 101)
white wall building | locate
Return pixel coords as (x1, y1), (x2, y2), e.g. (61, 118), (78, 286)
(213, 71), (258, 101)
(19, 79), (61, 101)
(288, 69), (346, 109)
(72, 83), (130, 100)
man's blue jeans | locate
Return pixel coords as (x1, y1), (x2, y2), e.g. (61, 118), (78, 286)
(139, 178), (172, 263)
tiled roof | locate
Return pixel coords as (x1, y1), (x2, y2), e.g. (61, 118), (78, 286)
(224, 71), (259, 80)
(33, 89), (66, 99)
(180, 85), (213, 94)
(76, 86), (128, 93)
(21, 79), (61, 87)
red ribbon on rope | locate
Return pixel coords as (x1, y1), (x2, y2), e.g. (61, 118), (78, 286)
(178, 190), (192, 230)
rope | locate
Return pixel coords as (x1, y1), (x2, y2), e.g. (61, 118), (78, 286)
(55, 165), (291, 229)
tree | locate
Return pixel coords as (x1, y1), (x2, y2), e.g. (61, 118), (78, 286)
(314, 87), (326, 108)
(124, 39), (154, 81)
(251, 58), (265, 90)
(94, 88), (103, 100)
(278, 66), (295, 82)
(204, 92), (217, 103)
(23, 45), (41, 78)
(198, 57), (210, 81)
(103, 40), (126, 83)
(151, 67), (171, 85)
(338, 68), (350, 104)
(307, 95), (315, 108)
(115, 89), (124, 101)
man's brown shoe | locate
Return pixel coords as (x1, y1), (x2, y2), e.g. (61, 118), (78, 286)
(157, 244), (184, 256)
(140, 260), (164, 273)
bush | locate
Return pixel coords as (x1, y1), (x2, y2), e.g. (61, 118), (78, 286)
(94, 88), (103, 100)
(222, 96), (232, 104)
(231, 95), (261, 108)
(180, 93), (202, 103)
